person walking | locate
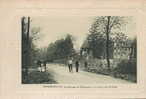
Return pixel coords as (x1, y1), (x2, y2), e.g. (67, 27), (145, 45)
(84, 61), (88, 69)
(43, 60), (47, 72)
(75, 60), (79, 72)
(37, 60), (42, 72)
(68, 58), (73, 72)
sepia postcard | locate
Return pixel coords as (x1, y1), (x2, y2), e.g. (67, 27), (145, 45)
(0, 0), (146, 99)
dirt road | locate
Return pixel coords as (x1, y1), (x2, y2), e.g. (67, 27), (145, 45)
(47, 64), (133, 84)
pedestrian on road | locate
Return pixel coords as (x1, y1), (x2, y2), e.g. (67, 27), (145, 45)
(43, 61), (47, 72)
(68, 58), (73, 72)
(84, 61), (88, 69)
(37, 60), (42, 72)
(75, 60), (79, 72)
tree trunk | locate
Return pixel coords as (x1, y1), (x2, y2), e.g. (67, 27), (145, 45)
(21, 17), (25, 67)
(26, 17), (30, 76)
(22, 17), (27, 83)
(106, 16), (111, 71)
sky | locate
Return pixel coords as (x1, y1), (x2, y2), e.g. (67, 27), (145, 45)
(30, 16), (136, 50)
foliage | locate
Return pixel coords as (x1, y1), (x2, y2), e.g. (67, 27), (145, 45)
(30, 27), (41, 41)
(112, 32), (129, 48)
(85, 16), (125, 59)
(114, 59), (136, 74)
(112, 58), (137, 82)
(22, 17), (41, 67)
(87, 32), (114, 58)
(22, 71), (57, 84)
(46, 34), (75, 62)
(89, 16), (125, 34)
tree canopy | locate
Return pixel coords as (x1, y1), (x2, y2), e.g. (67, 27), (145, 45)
(46, 34), (75, 61)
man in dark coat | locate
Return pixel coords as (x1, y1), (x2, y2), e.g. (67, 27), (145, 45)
(84, 61), (88, 69)
(75, 60), (79, 72)
(43, 61), (47, 72)
(37, 60), (42, 72)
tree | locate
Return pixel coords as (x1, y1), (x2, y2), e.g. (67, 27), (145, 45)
(30, 27), (41, 41)
(46, 34), (75, 62)
(22, 16), (30, 82)
(22, 17), (41, 83)
(106, 16), (111, 71)
(87, 32), (106, 58)
(64, 34), (75, 57)
(29, 26), (42, 65)
(87, 16), (125, 71)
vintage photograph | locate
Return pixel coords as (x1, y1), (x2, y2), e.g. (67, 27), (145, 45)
(21, 16), (137, 84)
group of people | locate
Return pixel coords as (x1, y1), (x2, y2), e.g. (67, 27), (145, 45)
(68, 59), (79, 72)
(68, 58), (80, 72)
(37, 60), (47, 72)
(36, 58), (88, 73)
(67, 57), (88, 73)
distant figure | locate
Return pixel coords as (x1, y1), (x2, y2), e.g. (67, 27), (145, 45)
(68, 58), (73, 72)
(75, 60), (79, 72)
(43, 61), (47, 72)
(37, 60), (41, 67)
(37, 60), (42, 72)
(84, 61), (88, 69)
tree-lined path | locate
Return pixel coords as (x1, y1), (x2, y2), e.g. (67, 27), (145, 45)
(22, 16), (136, 84)
(46, 64), (133, 84)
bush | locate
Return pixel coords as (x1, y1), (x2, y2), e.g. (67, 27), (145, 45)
(113, 59), (137, 82)
(115, 59), (136, 75)
(22, 71), (57, 84)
